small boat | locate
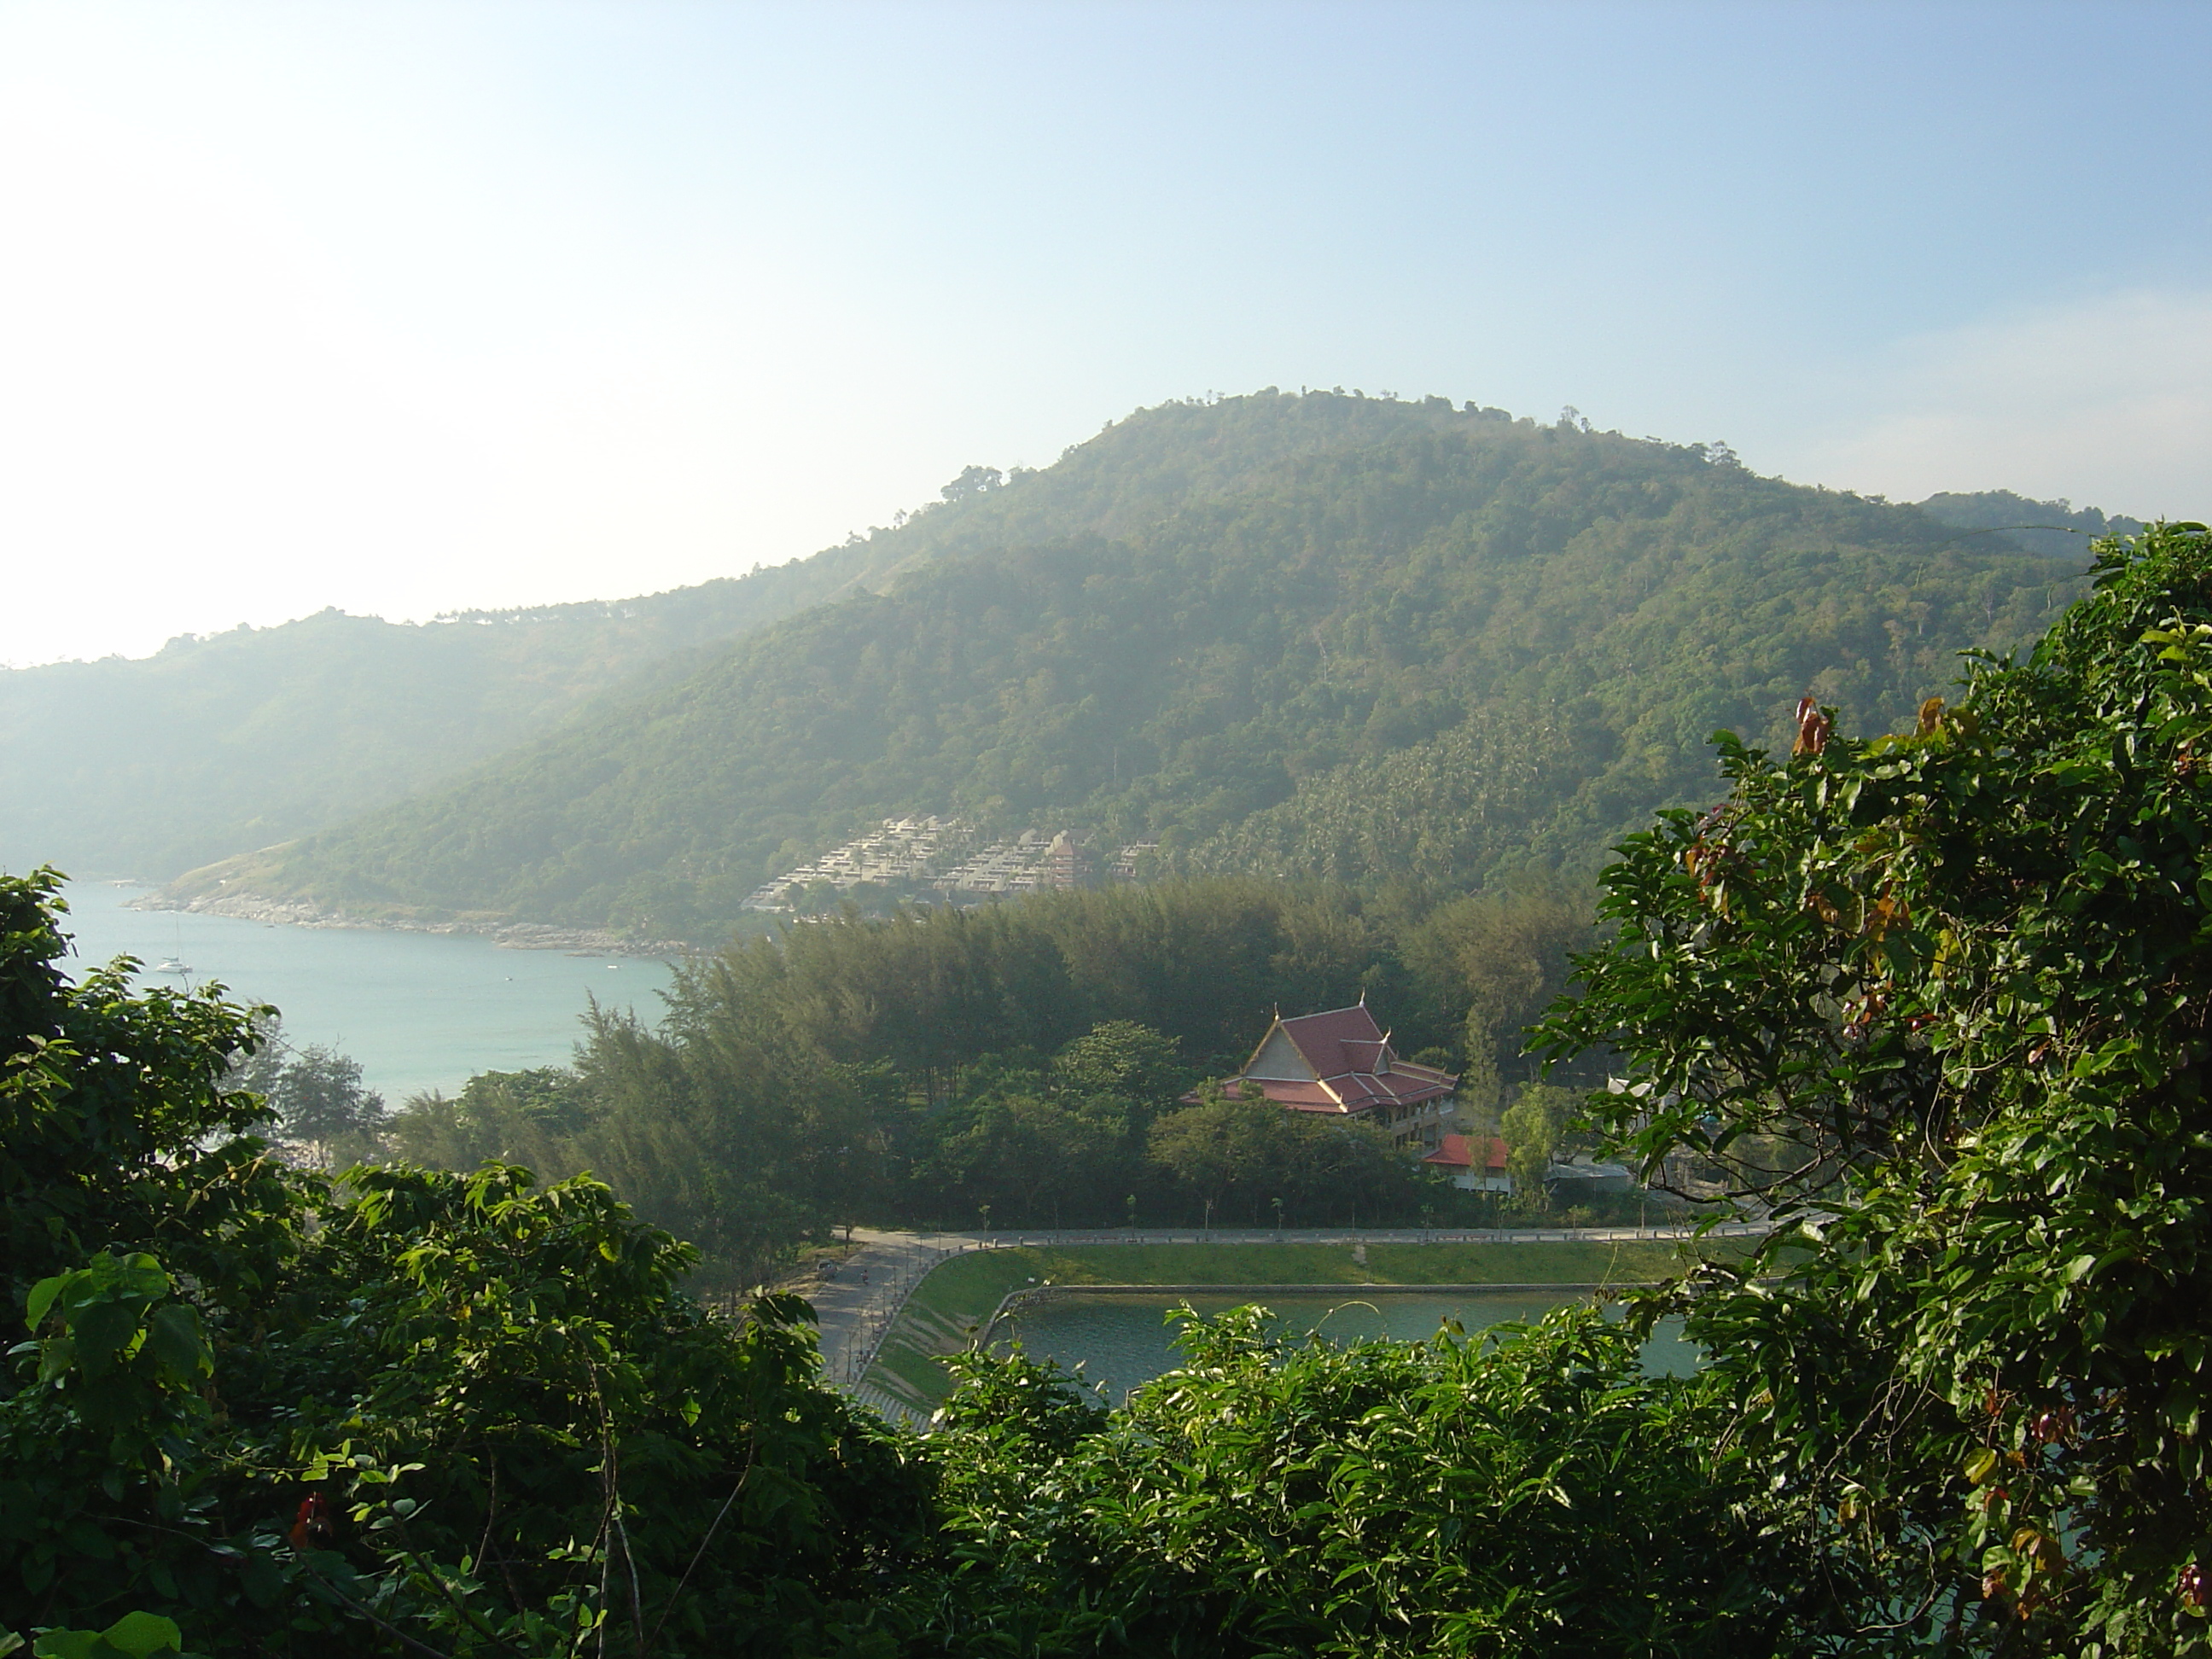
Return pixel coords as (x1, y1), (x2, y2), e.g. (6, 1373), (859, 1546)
(153, 958), (190, 975)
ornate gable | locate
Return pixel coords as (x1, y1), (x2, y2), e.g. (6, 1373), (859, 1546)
(1244, 1024), (1316, 1081)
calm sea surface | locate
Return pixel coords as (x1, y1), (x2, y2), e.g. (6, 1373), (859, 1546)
(55, 880), (679, 1103)
(1000, 1289), (1699, 1405)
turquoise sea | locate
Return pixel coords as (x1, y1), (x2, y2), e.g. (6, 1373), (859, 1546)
(55, 880), (680, 1103)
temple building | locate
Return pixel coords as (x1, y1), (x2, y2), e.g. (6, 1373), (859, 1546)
(1196, 999), (1458, 1149)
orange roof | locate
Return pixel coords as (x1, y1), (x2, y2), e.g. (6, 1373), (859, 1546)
(1424, 1132), (1508, 1172)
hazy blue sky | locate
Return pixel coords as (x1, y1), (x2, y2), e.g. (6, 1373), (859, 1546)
(4, 0), (2206, 665)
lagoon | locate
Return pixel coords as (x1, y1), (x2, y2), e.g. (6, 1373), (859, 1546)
(997, 1288), (1698, 1406)
(55, 879), (679, 1103)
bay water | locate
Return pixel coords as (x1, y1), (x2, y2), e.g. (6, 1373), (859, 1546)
(55, 880), (679, 1103)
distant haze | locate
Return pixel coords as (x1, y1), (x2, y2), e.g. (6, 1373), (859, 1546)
(2, 0), (2205, 667)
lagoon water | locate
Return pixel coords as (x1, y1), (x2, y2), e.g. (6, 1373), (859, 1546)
(1000, 1289), (1698, 1406)
(55, 881), (679, 1103)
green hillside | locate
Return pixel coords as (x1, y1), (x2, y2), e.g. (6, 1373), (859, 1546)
(179, 392), (2097, 939)
(1917, 488), (2143, 560)
(3, 392), (1489, 884)
(0, 561), (872, 881)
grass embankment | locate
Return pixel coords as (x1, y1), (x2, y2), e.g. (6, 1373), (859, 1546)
(865, 1238), (1743, 1408)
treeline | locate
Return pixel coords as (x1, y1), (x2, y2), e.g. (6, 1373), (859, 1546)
(1918, 486), (2145, 559)
(387, 877), (1597, 1273)
(0, 864), (1804, 1656)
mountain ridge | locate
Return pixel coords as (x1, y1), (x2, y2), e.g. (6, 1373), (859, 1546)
(161, 391), (2109, 941)
(7, 391), (1509, 882)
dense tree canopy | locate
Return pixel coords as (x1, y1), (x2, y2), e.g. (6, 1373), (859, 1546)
(184, 391), (2088, 940)
(925, 1303), (1815, 1657)
(0, 568), (885, 883)
(0, 872), (277, 1318)
(1538, 523), (2212, 1652)
(382, 877), (1593, 1263)
(0, 869), (934, 1656)
(0, 867), (1768, 1658)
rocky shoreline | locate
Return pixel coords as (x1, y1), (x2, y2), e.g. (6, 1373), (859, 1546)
(130, 888), (697, 960)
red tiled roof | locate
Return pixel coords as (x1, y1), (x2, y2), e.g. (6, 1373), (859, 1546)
(1183, 1002), (1459, 1119)
(1337, 1038), (1388, 1072)
(1274, 1004), (1388, 1077)
(1253, 1080), (1340, 1109)
(1424, 1132), (1508, 1172)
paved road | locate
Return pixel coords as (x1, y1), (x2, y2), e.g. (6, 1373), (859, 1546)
(810, 1229), (983, 1387)
(809, 1221), (1766, 1392)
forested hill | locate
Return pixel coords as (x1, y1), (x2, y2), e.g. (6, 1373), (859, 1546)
(3, 393), (1526, 883)
(1917, 489), (2143, 560)
(0, 434), (1147, 880)
(0, 553), (880, 882)
(176, 392), (2099, 940)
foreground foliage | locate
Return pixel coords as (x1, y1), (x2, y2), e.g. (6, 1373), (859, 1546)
(0, 864), (1813, 1658)
(927, 1306), (1813, 1657)
(1540, 522), (2212, 1653)
(1, 870), (932, 1656)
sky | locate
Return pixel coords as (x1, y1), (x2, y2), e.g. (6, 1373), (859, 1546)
(3, 0), (2207, 667)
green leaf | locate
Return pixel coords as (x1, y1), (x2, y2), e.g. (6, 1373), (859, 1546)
(67, 1301), (139, 1375)
(36, 1336), (75, 1385)
(95, 1615), (182, 1659)
(143, 1304), (211, 1384)
(23, 1274), (65, 1333)
(114, 1257), (170, 1302)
